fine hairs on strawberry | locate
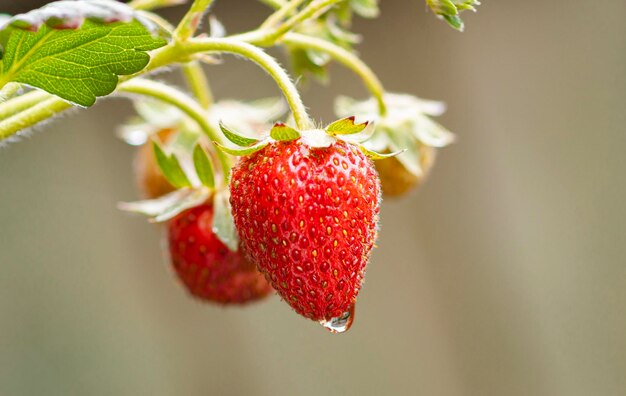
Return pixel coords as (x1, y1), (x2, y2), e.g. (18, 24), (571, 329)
(230, 139), (381, 321)
(168, 203), (274, 304)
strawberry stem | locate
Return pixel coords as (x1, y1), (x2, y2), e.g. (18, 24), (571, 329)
(173, 0), (215, 42)
(281, 33), (387, 117)
(181, 61), (214, 109)
(182, 38), (313, 129)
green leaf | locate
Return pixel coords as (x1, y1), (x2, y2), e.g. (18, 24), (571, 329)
(0, 0), (162, 32)
(152, 140), (192, 188)
(0, 4), (166, 106)
(212, 189), (239, 252)
(358, 144), (404, 160)
(118, 187), (210, 223)
(425, 0), (480, 31)
(270, 123), (300, 141)
(326, 116), (369, 135)
(219, 121), (259, 147)
(214, 141), (268, 156)
(192, 144), (215, 189)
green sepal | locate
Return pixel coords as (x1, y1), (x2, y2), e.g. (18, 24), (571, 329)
(212, 189), (239, 252)
(443, 14), (464, 31)
(326, 116), (369, 135)
(358, 144), (405, 160)
(192, 144), (215, 189)
(152, 140), (192, 188)
(118, 187), (209, 223)
(219, 121), (259, 147)
(214, 140), (268, 156)
(270, 123), (300, 141)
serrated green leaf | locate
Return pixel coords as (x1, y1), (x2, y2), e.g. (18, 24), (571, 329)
(212, 189), (238, 252)
(0, 19), (166, 106)
(219, 121), (259, 147)
(193, 144), (215, 189)
(326, 116), (369, 135)
(270, 123), (300, 141)
(214, 141), (268, 156)
(358, 144), (405, 160)
(152, 140), (192, 188)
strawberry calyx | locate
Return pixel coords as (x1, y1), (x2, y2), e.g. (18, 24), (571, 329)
(215, 116), (403, 159)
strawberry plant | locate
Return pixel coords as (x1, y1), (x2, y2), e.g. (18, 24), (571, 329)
(0, 0), (479, 333)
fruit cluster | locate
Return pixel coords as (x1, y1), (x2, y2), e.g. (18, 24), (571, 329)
(0, 0), (474, 333)
(121, 96), (451, 333)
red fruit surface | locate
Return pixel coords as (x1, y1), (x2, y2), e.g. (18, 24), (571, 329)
(168, 204), (273, 304)
(230, 139), (381, 321)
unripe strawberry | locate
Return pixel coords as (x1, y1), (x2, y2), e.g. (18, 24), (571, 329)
(229, 138), (381, 324)
(168, 203), (273, 304)
(376, 144), (436, 197)
(134, 128), (176, 199)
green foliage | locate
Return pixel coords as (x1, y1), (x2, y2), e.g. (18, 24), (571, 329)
(212, 189), (239, 252)
(219, 122), (259, 146)
(152, 140), (192, 189)
(326, 116), (369, 135)
(270, 123), (300, 141)
(192, 143), (215, 189)
(425, 0), (480, 31)
(0, 0), (166, 106)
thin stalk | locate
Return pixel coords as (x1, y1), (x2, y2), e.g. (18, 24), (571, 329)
(174, 0), (215, 42)
(183, 38), (312, 129)
(243, 0), (343, 45)
(0, 96), (71, 141)
(0, 90), (52, 119)
(282, 33), (387, 115)
(128, 0), (187, 11)
(182, 61), (214, 108)
(260, 0), (306, 29)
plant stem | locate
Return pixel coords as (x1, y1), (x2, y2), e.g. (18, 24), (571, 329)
(0, 90), (52, 119)
(259, 0), (286, 9)
(242, 0), (343, 45)
(182, 61), (214, 108)
(174, 0), (215, 42)
(0, 96), (71, 141)
(182, 38), (312, 129)
(0, 83), (22, 102)
(117, 79), (232, 183)
(282, 33), (387, 116)
(260, 0), (306, 29)
(128, 0), (187, 11)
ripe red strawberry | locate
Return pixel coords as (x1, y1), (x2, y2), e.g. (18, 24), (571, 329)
(229, 139), (381, 323)
(167, 203), (273, 304)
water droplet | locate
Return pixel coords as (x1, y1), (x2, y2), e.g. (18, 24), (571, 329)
(319, 303), (355, 334)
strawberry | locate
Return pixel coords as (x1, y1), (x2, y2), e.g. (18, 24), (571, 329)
(376, 144), (436, 197)
(229, 135), (381, 324)
(167, 203), (273, 304)
(134, 128), (176, 199)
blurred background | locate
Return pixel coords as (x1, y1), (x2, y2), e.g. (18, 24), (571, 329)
(1, 0), (625, 395)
